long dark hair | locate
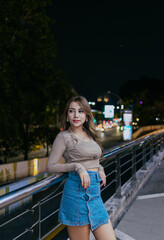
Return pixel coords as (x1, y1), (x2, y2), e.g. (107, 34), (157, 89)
(61, 96), (103, 152)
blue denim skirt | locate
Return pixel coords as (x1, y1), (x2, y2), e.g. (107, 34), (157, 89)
(58, 171), (109, 231)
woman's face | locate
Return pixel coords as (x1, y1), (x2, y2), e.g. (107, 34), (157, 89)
(67, 101), (87, 129)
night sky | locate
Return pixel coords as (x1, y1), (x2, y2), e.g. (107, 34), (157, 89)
(48, 1), (164, 101)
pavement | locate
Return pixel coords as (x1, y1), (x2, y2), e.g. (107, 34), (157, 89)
(115, 156), (164, 240)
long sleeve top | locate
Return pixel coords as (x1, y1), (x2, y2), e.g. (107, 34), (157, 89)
(47, 129), (104, 174)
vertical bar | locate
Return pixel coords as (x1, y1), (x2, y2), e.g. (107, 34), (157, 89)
(155, 136), (159, 156)
(150, 139), (154, 162)
(131, 148), (137, 181)
(115, 155), (122, 198)
(38, 202), (41, 240)
(142, 143), (147, 170)
(162, 134), (164, 149)
(160, 135), (163, 152)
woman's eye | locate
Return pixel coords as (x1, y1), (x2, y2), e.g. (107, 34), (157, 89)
(79, 109), (84, 113)
(69, 109), (74, 113)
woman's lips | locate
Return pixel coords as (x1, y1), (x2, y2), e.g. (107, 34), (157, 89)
(73, 120), (80, 123)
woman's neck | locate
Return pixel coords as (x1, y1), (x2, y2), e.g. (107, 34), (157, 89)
(69, 126), (84, 134)
(69, 126), (91, 141)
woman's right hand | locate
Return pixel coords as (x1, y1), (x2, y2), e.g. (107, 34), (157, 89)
(79, 170), (90, 189)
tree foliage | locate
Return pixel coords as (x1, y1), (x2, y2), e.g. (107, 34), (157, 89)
(0, 0), (75, 162)
(118, 76), (164, 126)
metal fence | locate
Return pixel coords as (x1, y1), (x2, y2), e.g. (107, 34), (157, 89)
(0, 130), (164, 240)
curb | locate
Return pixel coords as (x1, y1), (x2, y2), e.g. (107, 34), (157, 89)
(114, 229), (135, 240)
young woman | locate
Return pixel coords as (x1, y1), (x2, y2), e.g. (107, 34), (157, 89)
(47, 96), (116, 240)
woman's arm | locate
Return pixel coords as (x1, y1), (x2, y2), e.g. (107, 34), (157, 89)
(47, 132), (85, 174)
(99, 163), (104, 172)
(99, 163), (106, 187)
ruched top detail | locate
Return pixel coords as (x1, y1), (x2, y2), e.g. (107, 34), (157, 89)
(47, 129), (104, 174)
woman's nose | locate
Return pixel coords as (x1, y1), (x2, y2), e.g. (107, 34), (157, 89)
(74, 111), (79, 117)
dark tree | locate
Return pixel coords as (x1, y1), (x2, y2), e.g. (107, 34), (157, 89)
(118, 76), (164, 126)
(0, 0), (76, 162)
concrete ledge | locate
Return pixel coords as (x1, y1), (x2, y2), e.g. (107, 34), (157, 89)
(114, 229), (135, 240)
(106, 150), (164, 227)
(132, 125), (164, 139)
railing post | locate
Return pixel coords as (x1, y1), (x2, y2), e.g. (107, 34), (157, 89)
(115, 155), (122, 198)
(160, 135), (163, 152)
(150, 139), (154, 162)
(38, 201), (41, 240)
(142, 143), (147, 170)
(155, 136), (159, 156)
(131, 148), (137, 182)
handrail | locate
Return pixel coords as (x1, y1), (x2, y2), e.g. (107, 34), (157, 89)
(0, 174), (67, 210)
(102, 129), (163, 158)
(0, 129), (163, 210)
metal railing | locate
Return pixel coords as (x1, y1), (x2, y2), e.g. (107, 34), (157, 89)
(0, 129), (164, 240)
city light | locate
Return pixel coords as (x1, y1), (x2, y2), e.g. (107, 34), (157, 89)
(116, 126), (120, 131)
(33, 158), (39, 176)
(123, 110), (133, 140)
(89, 101), (95, 105)
(104, 105), (115, 118)
(104, 97), (109, 102)
(97, 97), (102, 102)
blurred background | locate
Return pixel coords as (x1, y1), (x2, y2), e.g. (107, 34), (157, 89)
(0, 0), (163, 164)
(0, 2), (164, 240)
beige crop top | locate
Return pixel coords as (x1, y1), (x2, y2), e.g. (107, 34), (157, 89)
(47, 129), (104, 174)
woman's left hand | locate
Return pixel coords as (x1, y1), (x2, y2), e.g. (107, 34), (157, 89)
(99, 170), (106, 187)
